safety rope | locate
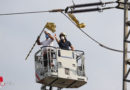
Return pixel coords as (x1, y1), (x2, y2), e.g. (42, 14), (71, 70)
(61, 12), (130, 53)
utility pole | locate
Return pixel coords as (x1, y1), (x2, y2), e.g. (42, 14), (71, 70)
(123, 0), (130, 90)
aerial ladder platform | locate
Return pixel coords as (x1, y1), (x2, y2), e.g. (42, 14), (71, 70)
(34, 46), (87, 90)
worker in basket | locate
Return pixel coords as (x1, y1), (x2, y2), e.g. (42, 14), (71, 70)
(36, 30), (54, 67)
(55, 32), (74, 50)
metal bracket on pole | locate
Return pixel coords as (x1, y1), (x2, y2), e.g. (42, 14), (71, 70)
(116, 0), (130, 10)
(125, 40), (130, 43)
(124, 79), (130, 82)
(127, 21), (130, 26)
(124, 68), (130, 78)
(126, 59), (130, 65)
(125, 29), (130, 39)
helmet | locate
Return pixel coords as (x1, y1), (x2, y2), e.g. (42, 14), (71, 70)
(59, 32), (66, 38)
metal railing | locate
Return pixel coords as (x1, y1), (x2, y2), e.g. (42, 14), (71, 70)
(35, 46), (86, 77)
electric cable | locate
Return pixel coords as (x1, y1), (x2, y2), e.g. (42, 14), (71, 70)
(0, 10), (49, 16)
(0, 9), (64, 16)
(67, 6), (115, 13)
(61, 12), (130, 53)
(68, 1), (116, 9)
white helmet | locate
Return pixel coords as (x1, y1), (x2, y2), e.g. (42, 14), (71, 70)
(59, 32), (66, 38)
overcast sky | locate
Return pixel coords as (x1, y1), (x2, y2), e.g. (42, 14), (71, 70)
(0, 0), (130, 90)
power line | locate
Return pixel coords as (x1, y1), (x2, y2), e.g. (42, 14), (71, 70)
(67, 6), (115, 13)
(0, 1), (117, 16)
(0, 9), (64, 16)
(0, 10), (49, 16)
(61, 12), (130, 53)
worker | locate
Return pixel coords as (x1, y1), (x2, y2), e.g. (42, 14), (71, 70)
(55, 32), (74, 50)
(37, 30), (54, 47)
(37, 30), (54, 90)
(37, 30), (54, 67)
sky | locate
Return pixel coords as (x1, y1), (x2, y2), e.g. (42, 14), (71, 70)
(0, 0), (130, 90)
